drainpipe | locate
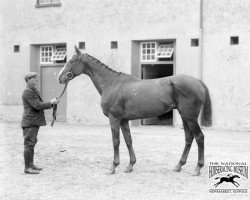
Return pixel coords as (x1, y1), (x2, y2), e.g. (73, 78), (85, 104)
(199, 0), (204, 81)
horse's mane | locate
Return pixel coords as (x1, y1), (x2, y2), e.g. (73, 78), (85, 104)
(83, 53), (124, 75)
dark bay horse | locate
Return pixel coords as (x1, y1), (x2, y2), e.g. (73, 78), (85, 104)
(58, 46), (212, 176)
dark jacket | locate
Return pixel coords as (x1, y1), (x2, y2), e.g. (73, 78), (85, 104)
(21, 83), (52, 128)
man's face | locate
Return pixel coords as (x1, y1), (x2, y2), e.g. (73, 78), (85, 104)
(28, 75), (39, 86)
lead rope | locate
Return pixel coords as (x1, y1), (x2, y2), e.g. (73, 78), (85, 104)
(51, 82), (68, 127)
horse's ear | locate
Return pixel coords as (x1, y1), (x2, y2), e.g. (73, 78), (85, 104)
(74, 45), (81, 56)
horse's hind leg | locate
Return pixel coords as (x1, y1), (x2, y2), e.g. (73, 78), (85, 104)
(214, 182), (221, 188)
(174, 118), (194, 172)
(109, 115), (121, 174)
(186, 119), (204, 176)
(120, 119), (136, 173)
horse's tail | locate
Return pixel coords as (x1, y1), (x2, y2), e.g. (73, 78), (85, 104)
(215, 177), (220, 179)
(200, 81), (212, 127)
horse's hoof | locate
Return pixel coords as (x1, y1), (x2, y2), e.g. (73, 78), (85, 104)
(173, 164), (182, 172)
(108, 164), (117, 175)
(124, 166), (133, 173)
(108, 168), (116, 175)
(192, 170), (200, 176)
(192, 165), (202, 176)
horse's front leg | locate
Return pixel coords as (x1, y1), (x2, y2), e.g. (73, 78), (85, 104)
(233, 181), (240, 187)
(120, 119), (136, 173)
(108, 114), (121, 174)
(174, 118), (194, 172)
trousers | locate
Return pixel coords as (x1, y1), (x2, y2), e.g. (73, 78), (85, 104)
(22, 127), (39, 169)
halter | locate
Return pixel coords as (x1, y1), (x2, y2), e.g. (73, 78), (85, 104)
(51, 55), (83, 127)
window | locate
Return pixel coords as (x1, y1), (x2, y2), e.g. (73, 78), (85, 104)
(141, 42), (156, 62)
(230, 36), (239, 45)
(40, 46), (53, 64)
(111, 41), (118, 49)
(191, 39), (199, 47)
(36, 0), (61, 8)
(155, 44), (174, 58)
(40, 46), (67, 64)
(79, 42), (85, 50)
(14, 45), (20, 53)
(50, 48), (67, 62)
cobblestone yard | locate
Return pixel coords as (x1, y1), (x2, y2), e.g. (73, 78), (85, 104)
(0, 121), (249, 200)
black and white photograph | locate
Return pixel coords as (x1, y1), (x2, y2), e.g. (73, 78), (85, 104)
(0, 0), (249, 199)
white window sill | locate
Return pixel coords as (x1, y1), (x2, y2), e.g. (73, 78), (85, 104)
(35, 3), (61, 8)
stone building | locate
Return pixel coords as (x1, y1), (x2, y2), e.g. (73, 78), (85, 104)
(1, 0), (250, 130)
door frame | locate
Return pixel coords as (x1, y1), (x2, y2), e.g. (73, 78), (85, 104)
(131, 39), (176, 126)
(141, 63), (174, 125)
(30, 43), (67, 121)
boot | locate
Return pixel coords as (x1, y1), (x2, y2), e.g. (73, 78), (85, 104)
(24, 149), (39, 174)
(24, 168), (39, 174)
(32, 164), (43, 171)
(31, 148), (43, 171)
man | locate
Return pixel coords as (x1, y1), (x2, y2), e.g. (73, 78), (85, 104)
(21, 72), (60, 174)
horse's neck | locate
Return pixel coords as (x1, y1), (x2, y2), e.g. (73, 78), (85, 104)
(85, 60), (120, 94)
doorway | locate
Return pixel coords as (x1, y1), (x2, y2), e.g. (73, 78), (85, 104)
(30, 43), (67, 122)
(141, 64), (173, 125)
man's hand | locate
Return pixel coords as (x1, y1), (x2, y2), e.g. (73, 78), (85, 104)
(50, 98), (60, 105)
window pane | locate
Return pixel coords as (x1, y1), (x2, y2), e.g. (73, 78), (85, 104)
(39, 0), (50, 4)
(155, 44), (174, 58)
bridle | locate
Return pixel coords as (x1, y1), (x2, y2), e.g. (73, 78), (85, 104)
(51, 55), (83, 127)
(64, 55), (83, 81)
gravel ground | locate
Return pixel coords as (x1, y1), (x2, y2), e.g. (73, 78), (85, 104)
(0, 121), (249, 200)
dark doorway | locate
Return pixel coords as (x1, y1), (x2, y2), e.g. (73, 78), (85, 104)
(141, 64), (173, 125)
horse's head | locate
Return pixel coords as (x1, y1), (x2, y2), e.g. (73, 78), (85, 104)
(233, 175), (240, 179)
(58, 46), (85, 84)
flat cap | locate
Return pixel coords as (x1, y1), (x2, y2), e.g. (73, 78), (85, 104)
(24, 72), (39, 82)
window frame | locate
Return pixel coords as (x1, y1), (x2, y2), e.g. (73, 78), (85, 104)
(40, 46), (54, 64)
(155, 44), (174, 58)
(141, 42), (157, 62)
(36, 0), (61, 8)
(50, 48), (67, 62)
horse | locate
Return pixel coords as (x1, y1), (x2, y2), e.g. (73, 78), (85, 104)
(214, 174), (240, 188)
(58, 46), (212, 176)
